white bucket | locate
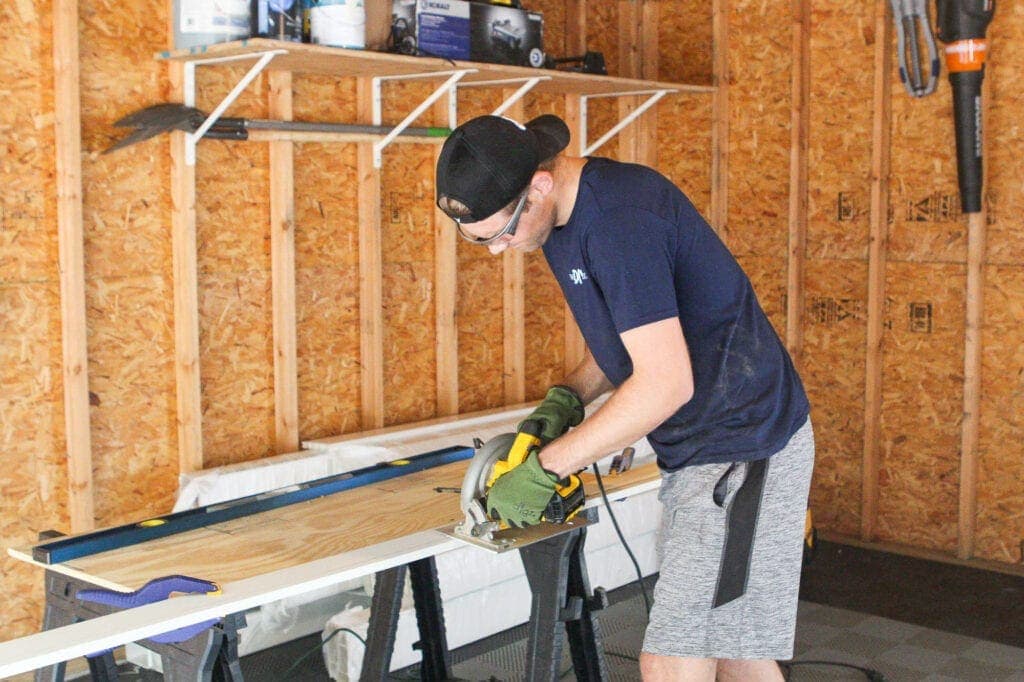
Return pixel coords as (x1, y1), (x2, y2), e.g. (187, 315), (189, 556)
(310, 0), (366, 49)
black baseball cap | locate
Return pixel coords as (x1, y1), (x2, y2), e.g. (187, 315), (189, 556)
(435, 114), (571, 223)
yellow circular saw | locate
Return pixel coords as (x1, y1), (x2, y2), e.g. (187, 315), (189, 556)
(450, 422), (586, 552)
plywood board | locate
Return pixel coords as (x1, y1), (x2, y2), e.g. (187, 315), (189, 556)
(805, 1), (876, 261)
(457, 256), (505, 412)
(975, 265), (1024, 564)
(724, 0), (791, 259)
(877, 262), (965, 552)
(295, 265), (362, 440)
(86, 275), (178, 524)
(656, 95), (714, 216)
(735, 255), (787, 340)
(886, 78), (965, 263)
(27, 460), (660, 592)
(586, 1), (619, 77)
(0, 280), (69, 640)
(529, 0), (568, 60)
(198, 270), (276, 469)
(802, 259), (868, 537)
(524, 251), (565, 399)
(76, 0), (180, 527)
(292, 130), (362, 443)
(381, 138), (438, 425)
(984, 19), (1024, 265)
(658, 0), (713, 86)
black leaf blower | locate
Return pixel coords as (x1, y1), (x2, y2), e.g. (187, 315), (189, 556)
(935, 0), (995, 214)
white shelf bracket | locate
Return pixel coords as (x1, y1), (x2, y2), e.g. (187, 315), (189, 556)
(579, 89), (675, 157)
(182, 49), (286, 166)
(371, 69), (475, 168)
(455, 77), (550, 117)
(448, 86), (458, 130)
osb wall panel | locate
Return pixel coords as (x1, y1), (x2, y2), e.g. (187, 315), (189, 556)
(381, 141), (438, 425)
(295, 264), (362, 439)
(529, 0), (566, 59)
(455, 92), (505, 412)
(1, 283), (68, 640)
(976, 266), (1024, 564)
(725, 0), (791, 260)
(581, 3), (629, 161)
(523, 95), (567, 397)
(587, 2), (620, 77)
(457, 257), (504, 411)
(0, 0), (68, 642)
(86, 276), (178, 523)
(658, 0), (713, 85)
(887, 73), (965, 263)
(199, 271), (275, 469)
(523, 250), (565, 398)
(79, 0), (179, 527)
(806, 1), (874, 260)
(877, 262), (965, 551)
(735, 255), (787, 339)
(802, 259), (868, 536)
(292, 79), (361, 440)
(193, 140), (274, 468)
(985, 12), (1024, 265)
(656, 95), (713, 216)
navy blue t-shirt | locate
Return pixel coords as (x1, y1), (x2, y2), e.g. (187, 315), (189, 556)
(543, 158), (809, 470)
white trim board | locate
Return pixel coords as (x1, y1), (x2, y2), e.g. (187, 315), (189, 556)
(0, 477), (658, 679)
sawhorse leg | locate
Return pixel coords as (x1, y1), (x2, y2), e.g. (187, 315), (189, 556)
(519, 511), (609, 682)
(33, 570), (245, 682)
(361, 557), (452, 682)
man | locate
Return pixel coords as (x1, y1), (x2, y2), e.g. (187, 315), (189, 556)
(435, 114), (814, 681)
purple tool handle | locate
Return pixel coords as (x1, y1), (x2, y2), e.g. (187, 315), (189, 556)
(77, 575), (220, 650)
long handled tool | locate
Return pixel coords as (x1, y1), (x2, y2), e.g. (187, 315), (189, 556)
(105, 103), (451, 153)
(936, 0), (995, 214)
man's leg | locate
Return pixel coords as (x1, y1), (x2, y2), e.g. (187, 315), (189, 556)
(639, 652), (716, 681)
(716, 658), (784, 682)
(641, 421), (816, 670)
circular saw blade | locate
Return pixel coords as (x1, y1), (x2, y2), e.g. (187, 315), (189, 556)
(459, 432), (516, 515)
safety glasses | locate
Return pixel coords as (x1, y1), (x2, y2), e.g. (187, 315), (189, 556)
(453, 191), (528, 246)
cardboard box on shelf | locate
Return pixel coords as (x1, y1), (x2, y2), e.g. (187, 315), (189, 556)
(388, 0), (544, 67)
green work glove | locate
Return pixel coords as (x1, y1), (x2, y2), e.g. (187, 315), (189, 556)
(520, 385), (584, 444)
(486, 449), (559, 527)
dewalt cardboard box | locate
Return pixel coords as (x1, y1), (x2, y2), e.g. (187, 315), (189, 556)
(390, 0), (543, 67)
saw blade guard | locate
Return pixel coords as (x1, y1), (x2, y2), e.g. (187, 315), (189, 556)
(457, 432), (516, 536)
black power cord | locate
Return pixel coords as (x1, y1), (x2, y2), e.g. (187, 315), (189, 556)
(591, 463), (652, 615)
(282, 625), (364, 680)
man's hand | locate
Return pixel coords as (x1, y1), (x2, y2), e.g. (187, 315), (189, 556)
(520, 385), (584, 444)
(486, 449), (559, 527)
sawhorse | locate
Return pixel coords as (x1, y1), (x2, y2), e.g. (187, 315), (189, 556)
(360, 509), (609, 681)
(33, 571), (245, 682)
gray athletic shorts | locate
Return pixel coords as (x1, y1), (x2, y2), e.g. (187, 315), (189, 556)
(642, 419), (815, 660)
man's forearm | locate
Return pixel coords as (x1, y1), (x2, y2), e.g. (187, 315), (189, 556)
(562, 349), (613, 405)
(536, 373), (684, 478)
(538, 318), (694, 478)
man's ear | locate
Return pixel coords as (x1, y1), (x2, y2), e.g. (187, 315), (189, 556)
(530, 170), (555, 197)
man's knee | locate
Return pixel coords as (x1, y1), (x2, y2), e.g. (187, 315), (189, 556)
(716, 658), (784, 682)
(639, 652), (716, 681)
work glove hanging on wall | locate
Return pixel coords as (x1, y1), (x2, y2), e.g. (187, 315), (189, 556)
(519, 385), (584, 444)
